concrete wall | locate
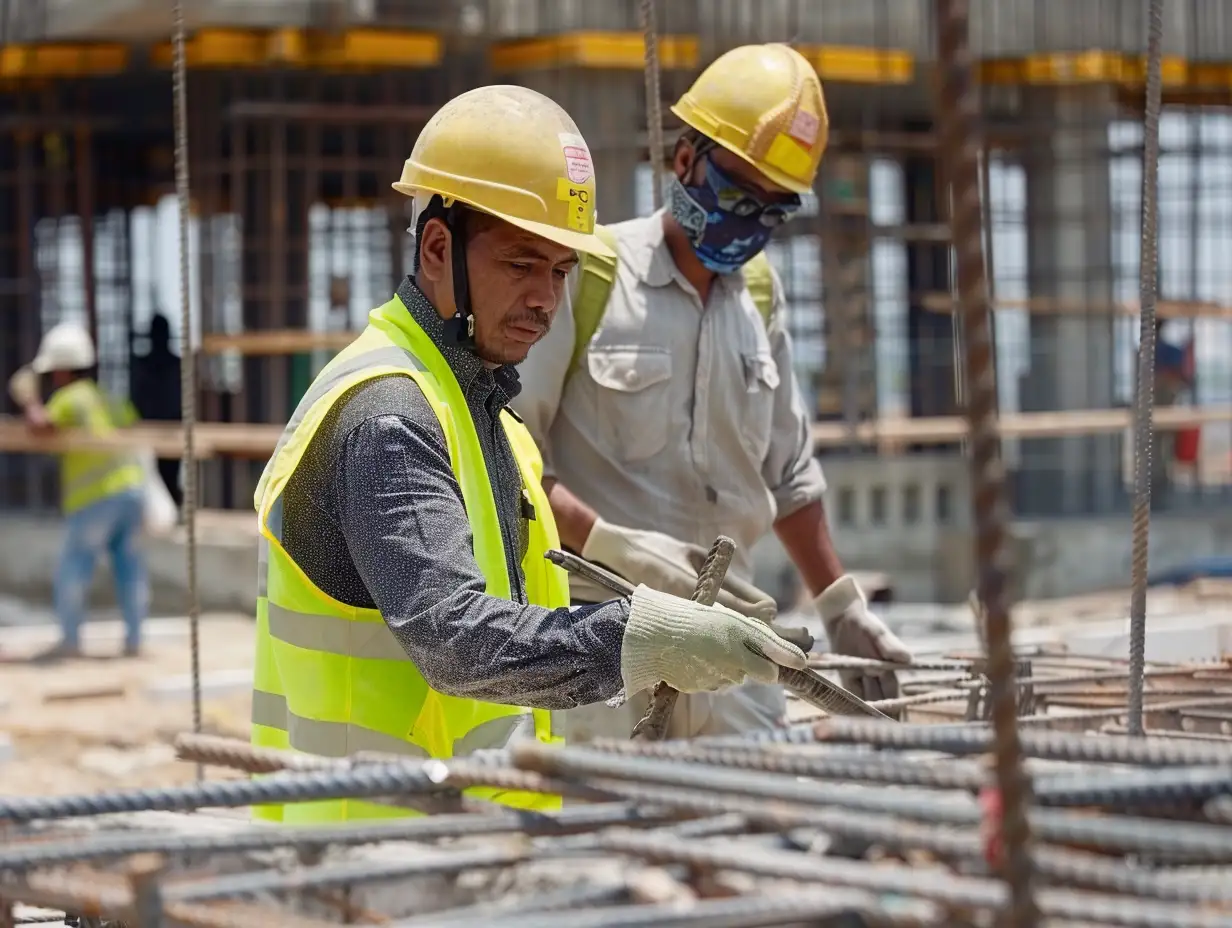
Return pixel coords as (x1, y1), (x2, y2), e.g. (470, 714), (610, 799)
(3, 492), (1229, 615)
(0, 515), (257, 616)
(750, 452), (1232, 605)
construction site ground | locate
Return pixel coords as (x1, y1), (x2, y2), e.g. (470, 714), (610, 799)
(3, 580), (1231, 798)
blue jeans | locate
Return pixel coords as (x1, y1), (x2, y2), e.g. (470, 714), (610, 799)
(56, 489), (148, 651)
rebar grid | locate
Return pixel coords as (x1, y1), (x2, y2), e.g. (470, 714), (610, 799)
(9, 714), (1232, 927)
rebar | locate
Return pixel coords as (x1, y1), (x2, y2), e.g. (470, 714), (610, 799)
(596, 832), (1232, 928)
(165, 844), (536, 903)
(0, 762), (513, 823)
(631, 535), (735, 742)
(813, 717), (1232, 764)
(1127, 0), (1166, 738)
(173, 734), (340, 775)
(0, 804), (678, 872)
(1033, 765), (1232, 809)
(399, 888), (937, 928)
(934, 0), (1037, 922)
(639, 0), (664, 210)
(514, 742), (1232, 860)
(171, 0), (203, 785)
(583, 738), (988, 791)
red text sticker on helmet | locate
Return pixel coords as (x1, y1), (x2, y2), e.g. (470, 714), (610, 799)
(788, 109), (820, 148)
(559, 133), (594, 184)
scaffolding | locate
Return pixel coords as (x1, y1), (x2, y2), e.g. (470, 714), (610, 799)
(2, 1), (1231, 517)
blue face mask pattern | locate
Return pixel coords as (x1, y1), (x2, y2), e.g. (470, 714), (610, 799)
(669, 157), (801, 275)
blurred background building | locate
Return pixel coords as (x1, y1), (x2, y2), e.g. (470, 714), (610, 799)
(2, 0), (1231, 603)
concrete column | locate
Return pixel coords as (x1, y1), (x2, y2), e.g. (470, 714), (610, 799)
(1019, 88), (1121, 516)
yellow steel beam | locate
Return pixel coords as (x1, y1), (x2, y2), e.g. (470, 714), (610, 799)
(979, 52), (1232, 88)
(0, 43), (129, 79)
(147, 28), (441, 70)
(489, 32), (915, 83)
(489, 32), (699, 72)
(800, 45), (914, 84)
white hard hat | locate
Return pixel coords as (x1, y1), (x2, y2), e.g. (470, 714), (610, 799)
(31, 321), (95, 374)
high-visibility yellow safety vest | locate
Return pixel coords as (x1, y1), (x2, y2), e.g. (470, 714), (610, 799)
(250, 294), (570, 824)
(44, 380), (144, 515)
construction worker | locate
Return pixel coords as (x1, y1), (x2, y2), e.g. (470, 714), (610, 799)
(513, 44), (913, 742)
(249, 85), (807, 823)
(7, 321), (148, 660)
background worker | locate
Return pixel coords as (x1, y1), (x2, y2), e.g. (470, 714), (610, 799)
(6, 321), (149, 661)
(514, 44), (912, 741)
(250, 85), (807, 822)
(130, 313), (183, 510)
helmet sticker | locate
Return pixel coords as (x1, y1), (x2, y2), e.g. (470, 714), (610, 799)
(789, 109), (820, 148)
(558, 132), (594, 184)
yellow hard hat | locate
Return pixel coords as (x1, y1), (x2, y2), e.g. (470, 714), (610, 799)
(393, 85), (615, 258)
(671, 43), (828, 195)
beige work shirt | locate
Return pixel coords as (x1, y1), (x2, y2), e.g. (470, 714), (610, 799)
(514, 211), (827, 741)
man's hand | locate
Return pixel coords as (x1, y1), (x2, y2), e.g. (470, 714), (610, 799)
(621, 585), (807, 696)
(7, 365), (38, 408)
(815, 575), (911, 703)
(582, 517), (777, 621)
(23, 403), (52, 434)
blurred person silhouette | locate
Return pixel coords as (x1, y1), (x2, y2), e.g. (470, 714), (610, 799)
(130, 313), (183, 509)
(7, 321), (149, 660)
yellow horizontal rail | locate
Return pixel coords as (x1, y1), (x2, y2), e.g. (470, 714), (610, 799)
(149, 28), (441, 70)
(0, 28), (440, 78)
(489, 32), (699, 72)
(0, 43), (129, 78)
(489, 32), (915, 84)
(980, 52), (1232, 89)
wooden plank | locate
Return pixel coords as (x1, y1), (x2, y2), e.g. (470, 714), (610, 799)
(200, 330), (356, 355)
(920, 291), (1232, 320)
(0, 419), (281, 459)
(2, 405), (1229, 460)
(810, 405), (1232, 448)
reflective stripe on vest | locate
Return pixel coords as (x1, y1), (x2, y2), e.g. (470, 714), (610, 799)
(63, 455), (142, 502)
(250, 297), (568, 823)
(251, 688), (528, 759)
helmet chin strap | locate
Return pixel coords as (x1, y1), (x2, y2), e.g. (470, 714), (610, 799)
(414, 195), (476, 351)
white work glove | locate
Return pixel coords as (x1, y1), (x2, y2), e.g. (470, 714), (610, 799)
(621, 585), (807, 697)
(583, 517), (777, 622)
(7, 365), (38, 408)
(815, 575), (912, 705)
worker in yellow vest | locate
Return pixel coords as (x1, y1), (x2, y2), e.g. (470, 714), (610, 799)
(514, 44), (914, 743)
(249, 84), (808, 823)
(7, 321), (148, 661)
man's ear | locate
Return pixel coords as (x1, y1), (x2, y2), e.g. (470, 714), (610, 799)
(418, 217), (452, 283)
(673, 137), (695, 182)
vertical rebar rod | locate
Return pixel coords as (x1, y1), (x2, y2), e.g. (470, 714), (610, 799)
(172, 0), (204, 781)
(1127, 0), (1165, 738)
(933, 1), (1038, 924)
(639, 0), (665, 210)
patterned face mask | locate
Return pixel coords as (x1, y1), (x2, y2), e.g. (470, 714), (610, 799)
(669, 156), (801, 275)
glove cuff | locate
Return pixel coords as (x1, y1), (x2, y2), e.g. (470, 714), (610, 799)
(813, 574), (865, 625)
(581, 515), (621, 564)
(621, 584), (695, 695)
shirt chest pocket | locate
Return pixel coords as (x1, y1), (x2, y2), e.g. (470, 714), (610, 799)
(587, 345), (674, 463)
(739, 351), (780, 462)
